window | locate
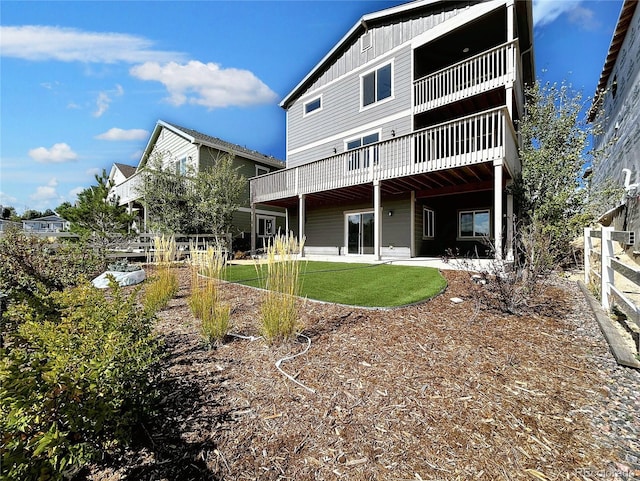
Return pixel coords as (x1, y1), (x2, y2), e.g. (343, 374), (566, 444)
(256, 165), (270, 177)
(257, 215), (276, 237)
(362, 63), (392, 107)
(304, 96), (322, 116)
(175, 157), (187, 176)
(346, 132), (379, 170)
(423, 208), (435, 238)
(361, 31), (372, 52)
(459, 210), (490, 238)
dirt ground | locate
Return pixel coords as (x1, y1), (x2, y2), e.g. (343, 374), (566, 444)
(86, 265), (630, 481)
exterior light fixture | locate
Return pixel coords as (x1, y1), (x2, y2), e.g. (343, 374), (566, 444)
(463, 47), (470, 53)
(391, 129), (396, 137)
(388, 210), (393, 217)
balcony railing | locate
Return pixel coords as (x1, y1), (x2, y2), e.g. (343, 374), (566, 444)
(110, 171), (143, 206)
(414, 40), (520, 113)
(251, 107), (518, 204)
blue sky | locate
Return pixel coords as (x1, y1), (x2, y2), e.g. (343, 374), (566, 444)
(0, 0), (624, 214)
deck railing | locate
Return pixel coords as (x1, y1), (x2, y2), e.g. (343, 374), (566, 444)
(110, 171), (143, 206)
(251, 107), (518, 204)
(414, 40), (519, 113)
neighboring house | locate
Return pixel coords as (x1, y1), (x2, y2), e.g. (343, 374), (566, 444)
(22, 215), (70, 233)
(589, 0), (640, 236)
(109, 120), (286, 248)
(0, 219), (22, 232)
(250, 0), (534, 259)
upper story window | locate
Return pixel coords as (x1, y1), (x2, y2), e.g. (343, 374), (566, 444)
(175, 157), (187, 176)
(256, 165), (270, 177)
(346, 131), (379, 170)
(361, 31), (372, 52)
(361, 62), (392, 108)
(303, 96), (322, 116)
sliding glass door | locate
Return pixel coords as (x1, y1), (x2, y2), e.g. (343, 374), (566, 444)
(347, 212), (374, 255)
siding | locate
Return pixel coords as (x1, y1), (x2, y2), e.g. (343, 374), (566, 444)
(286, 2), (471, 166)
(149, 128), (198, 172)
(592, 5), (640, 188)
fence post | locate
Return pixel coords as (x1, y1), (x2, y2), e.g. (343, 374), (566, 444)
(584, 227), (591, 285)
(601, 226), (614, 310)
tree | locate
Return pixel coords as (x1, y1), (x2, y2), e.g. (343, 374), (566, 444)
(1, 206), (18, 220)
(514, 81), (593, 266)
(138, 151), (246, 236)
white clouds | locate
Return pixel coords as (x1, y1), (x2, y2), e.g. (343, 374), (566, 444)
(28, 143), (78, 163)
(93, 84), (124, 117)
(0, 26), (183, 64)
(30, 179), (61, 202)
(0, 191), (19, 205)
(96, 127), (149, 141)
(533, 0), (597, 29)
(130, 61), (278, 109)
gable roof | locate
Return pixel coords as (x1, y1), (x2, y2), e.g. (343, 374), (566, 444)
(113, 163), (137, 179)
(588, 0), (638, 121)
(280, 0), (525, 109)
(139, 120), (285, 170)
(23, 215), (68, 223)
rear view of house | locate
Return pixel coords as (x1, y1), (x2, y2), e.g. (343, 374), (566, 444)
(250, 0), (534, 259)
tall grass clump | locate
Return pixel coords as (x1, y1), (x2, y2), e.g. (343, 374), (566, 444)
(143, 235), (178, 315)
(256, 233), (305, 343)
(188, 243), (230, 346)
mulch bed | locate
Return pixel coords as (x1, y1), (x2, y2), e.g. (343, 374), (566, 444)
(86, 265), (628, 481)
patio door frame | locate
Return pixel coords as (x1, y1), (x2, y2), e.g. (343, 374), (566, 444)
(344, 210), (375, 255)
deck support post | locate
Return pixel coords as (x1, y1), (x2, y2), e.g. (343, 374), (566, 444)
(494, 161), (503, 260)
(298, 194), (306, 257)
(410, 191), (416, 258)
(374, 180), (381, 261)
(601, 226), (614, 310)
(250, 203), (256, 255)
(506, 180), (514, 261)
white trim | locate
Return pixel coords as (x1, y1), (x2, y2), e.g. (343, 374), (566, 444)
(303, 94), (323, 117)
(359, 59), (395, 111)
(255, 165), (270, 177)
(237, 206), (286, 218)
(287, 109), (411, 157)
(256, 214), (276, 238)
(344, 209), (375, 256)
(422, 206), (435, 239)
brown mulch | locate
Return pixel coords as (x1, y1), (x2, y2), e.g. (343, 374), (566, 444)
(87, 265), (625, 481)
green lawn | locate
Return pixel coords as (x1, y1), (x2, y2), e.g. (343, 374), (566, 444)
(223, 261), (447, 307)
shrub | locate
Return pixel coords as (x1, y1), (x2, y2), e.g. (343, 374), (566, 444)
(255, 233), (305, 343)
(0, 281), (159, 480)
(0, 227), (102, 302)
(188, 245), (230, 346)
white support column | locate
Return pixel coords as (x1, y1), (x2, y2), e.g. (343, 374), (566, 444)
(494, 162), (503, 260)
(374, 180), (381, 261)
(506, 181), (514, 261)
(298, 194), (306, 257)
(601, 226), (614, 310)
(584, 227), (592, 285)
(285, 208), (289, 236)
(250, 203), (256, 255)
(506, 0), (515, 120)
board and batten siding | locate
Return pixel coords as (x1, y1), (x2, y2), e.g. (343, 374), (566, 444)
(285, 3), (471, 167)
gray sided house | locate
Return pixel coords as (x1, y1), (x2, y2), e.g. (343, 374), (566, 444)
(22, 214), (70, 233)
(589, 0), (640, 244)
(109, 120), (286, 248)
(250, 0), (534, 259)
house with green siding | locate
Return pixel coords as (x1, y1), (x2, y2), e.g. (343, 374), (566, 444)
(109, 120), (286, 249)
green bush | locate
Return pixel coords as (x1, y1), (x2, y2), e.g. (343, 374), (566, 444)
(143, 266), (179, 316)
(0, 281), (160, 480)
(0, 228), (102, 301)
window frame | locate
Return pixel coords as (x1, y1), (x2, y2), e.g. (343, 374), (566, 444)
(344, 130), (381, 171)
(458, 209), (491, 239)
(175, 156), (188, 176)
(255, 165), (270, 177)
(303, 95), (323, 117)
(257, 215), (276, 238)
(360, 60), (394, 110)
(422, 207), (435, 239)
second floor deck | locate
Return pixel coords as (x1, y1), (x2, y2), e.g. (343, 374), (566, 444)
(251, 107), (519, 204)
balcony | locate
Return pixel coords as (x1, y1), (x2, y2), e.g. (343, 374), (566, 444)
(414, 40), (522, 114)
(110, 171), (143, 206)
(251, 107), (518, 204)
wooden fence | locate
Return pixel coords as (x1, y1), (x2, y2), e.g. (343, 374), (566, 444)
(584, 226), (640, 364)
